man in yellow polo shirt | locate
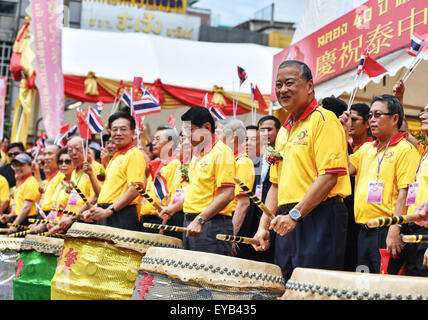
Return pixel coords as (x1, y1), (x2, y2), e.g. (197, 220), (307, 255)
(223, 119), (255, 256)
(180, 106), (235, 255)
(253, 60), (351, 280)
(5, 153), (41, 233)
(340, 94), (420, 273)
(140, 125), (181, 238)
(0, 174), (9, 227)
(81, 110), (146, 231)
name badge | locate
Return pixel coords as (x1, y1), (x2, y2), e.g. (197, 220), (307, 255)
(172, 189), (185, 205)
(406, 182), (419, 206)
(68, 190), (79, 207)
(367, 180), (384, 204)
(255, 184), (263, 199)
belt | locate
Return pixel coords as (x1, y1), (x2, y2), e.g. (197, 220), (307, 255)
(278, 196), (344, 215)
(184, 213), (232, 221)
(97, 203), (136, 210)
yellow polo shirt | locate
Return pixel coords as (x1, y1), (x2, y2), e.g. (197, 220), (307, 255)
(0, 174), (9, 203)
(231, 152), (255, 212)
(350, 133), (420, 224)
(41, 170), (65, 211)
(183, 137), (235, 216)
(270, 100), (351, 206)
(98, 143), (146, 205)
(14, 175), (41, 217)
(68, 160), (104, 211)
(404, 148), (428, 215)
(140, 158), (181, 216)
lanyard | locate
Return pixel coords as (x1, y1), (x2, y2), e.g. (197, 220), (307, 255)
(376, 138), (391, 181)
(414, 152), (428, 181)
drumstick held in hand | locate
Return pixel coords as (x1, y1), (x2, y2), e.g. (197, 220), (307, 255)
(131, 182), (163, 212)
(216, 234), (260, 245)
(71, 183), (93, 208)
(366, 213), (422, 228)
(28, 218), (58, 225)
(402, 234), (428, 243)
(143, 222), (188, 233)
(234, 177), (275, 219)
(7, 223), (29, 230)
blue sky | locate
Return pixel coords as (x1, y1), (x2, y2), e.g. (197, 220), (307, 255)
(192, 0), (308, 27)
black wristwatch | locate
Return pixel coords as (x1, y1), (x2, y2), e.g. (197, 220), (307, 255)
(107, 204), (117, 215)
(289, 208), (302, 223)
(196, 216), (205, 225)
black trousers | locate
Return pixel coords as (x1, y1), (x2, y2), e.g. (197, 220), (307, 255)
(96, 204), (140, 231)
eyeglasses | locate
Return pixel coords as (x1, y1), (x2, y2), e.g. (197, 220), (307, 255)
(8, 152), (20, 158)
(419, 110), (428, 118)
(368, 112), (396, 119)
(58, 159), (72, 165)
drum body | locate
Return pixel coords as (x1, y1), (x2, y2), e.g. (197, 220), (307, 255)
(51, 222), (183, 300)
(281, 267), (428, 300)
(13, 235), (63, 300)
(0, 237), (24, 300)
(132, 247), (285, 300)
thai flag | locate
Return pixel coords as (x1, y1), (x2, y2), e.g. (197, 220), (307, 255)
(357, 53), (366, 75)
(87, 107), (104, 134)
(120, 88), (132, 108)
(132, 92), (161, 117)
(153, 175), (168, 201)
(237, 66), (247, 86)
(36, 134), (47, 154)
(94, 101), (104, 115)
(168, 114), (176, 128)
(407, 32), (427, 57)
(209, 106), (226, 121)
(57, 125), (78, 148)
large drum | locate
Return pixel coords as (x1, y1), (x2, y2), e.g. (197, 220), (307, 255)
(13, 235), (64, 300)
(50, 222), (183, 300)
(0, 236), (24, 300)
(281, 267), (428, 300)
(132, 247), (285, 300)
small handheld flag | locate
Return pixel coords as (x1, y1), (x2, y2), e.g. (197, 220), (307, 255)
(237, 66), (247, 86)
(153, 175), (168, 201)
(87, 107), (104, 134)
(407, 32), (427, 57)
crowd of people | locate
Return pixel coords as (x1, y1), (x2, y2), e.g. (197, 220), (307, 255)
(1, 60), (428, 282)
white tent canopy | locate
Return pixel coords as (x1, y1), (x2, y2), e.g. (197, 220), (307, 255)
(62, 27), (282, 95)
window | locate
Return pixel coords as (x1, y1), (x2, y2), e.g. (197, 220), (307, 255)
(0, 1), (18, 17)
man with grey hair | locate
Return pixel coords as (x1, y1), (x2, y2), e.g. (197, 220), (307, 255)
(140, 125), (182, 236)
(223, 119), (255, 256)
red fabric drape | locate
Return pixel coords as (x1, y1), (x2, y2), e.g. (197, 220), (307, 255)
(64, 75), (115, 103)
(63, 75), (249, 115)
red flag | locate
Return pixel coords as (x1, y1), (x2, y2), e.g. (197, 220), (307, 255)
(76, 109), (90, 139)
(253, 85), (268, 110)
(168, 114), (176, 128)
(132, 76), (144, 101)
(361, 54), (388, 78)
(59, 122), (69, 135)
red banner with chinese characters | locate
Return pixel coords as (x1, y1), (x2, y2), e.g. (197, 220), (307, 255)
(271, 0), (428, 100)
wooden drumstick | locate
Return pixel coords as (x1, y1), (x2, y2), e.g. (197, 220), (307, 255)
(9, 230), (31, 237)
(216, 234), (259, 245)
(366, 213), (423, 228)
(0, 228), (9, 233)
(131, 182), (163, 212)
(402, 234), (428, 243)
(7, 223), (29, 230)
(234, 177), (275, 219)
(71, 182), (93, 208)
(28, 218), (58, 225)
(143, 222), (187, 233)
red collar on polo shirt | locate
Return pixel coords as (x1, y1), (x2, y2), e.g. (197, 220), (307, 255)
(352, 136), (374, 150)
(113, 141), (135, 156)
(373, 132), (403, 149)
(194, 134), (218, 157)
(283, 98), (319, 131)
(45, 169), (59, 181)
(234, 146), (247, 157)
(17, 173), (33, 186)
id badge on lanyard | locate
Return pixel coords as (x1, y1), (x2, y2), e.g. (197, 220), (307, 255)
(172, 189), (185, 205)
(367, 180), (384, 204)
(255, 184), (263, 199)
(68, 189), (79, 207)
(367, 139), (391, 204)
(406, 182), (419, 206)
